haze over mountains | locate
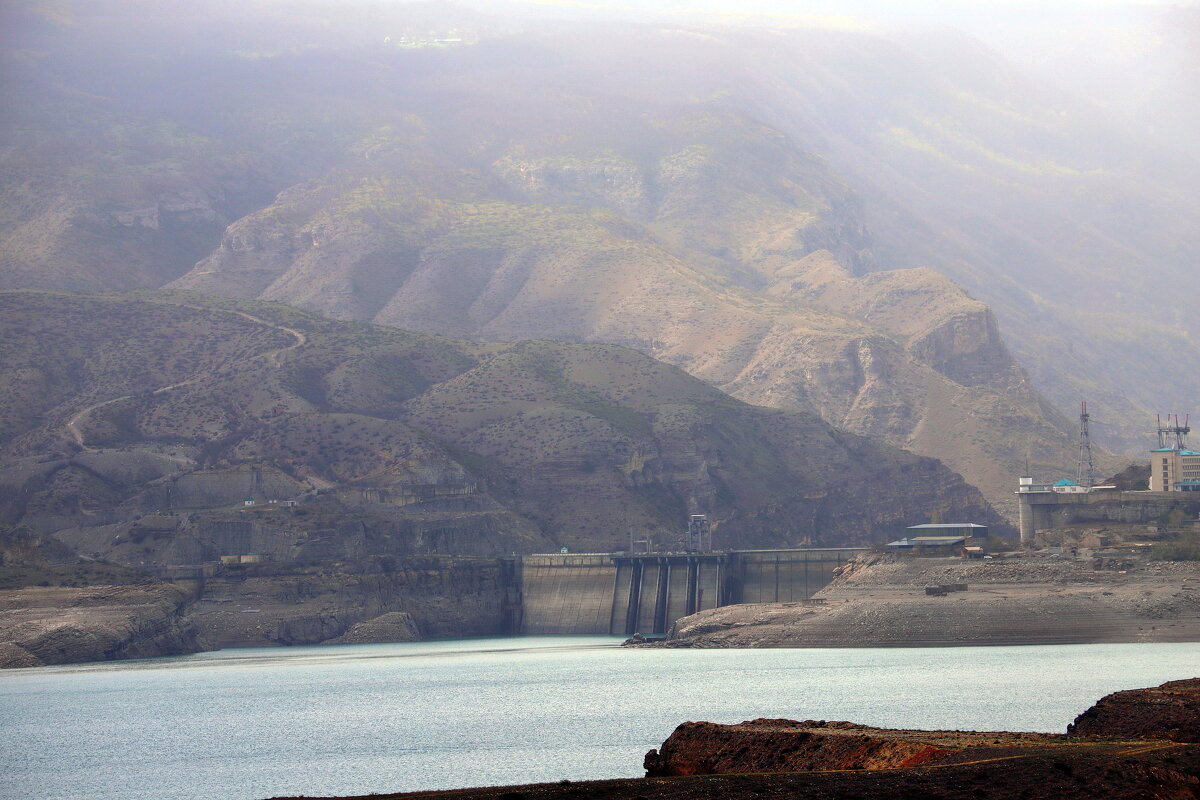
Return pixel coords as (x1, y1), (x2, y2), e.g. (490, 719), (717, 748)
(1, 0), (1193, 529)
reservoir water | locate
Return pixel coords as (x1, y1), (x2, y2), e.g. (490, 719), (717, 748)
(2, 637), (1198, 800)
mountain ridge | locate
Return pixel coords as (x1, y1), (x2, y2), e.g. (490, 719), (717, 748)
(0, 291), (1004, 566)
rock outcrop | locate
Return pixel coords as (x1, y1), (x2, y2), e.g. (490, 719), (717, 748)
(1068, 678), (1200, 742)
(269, 679), (1200, 800)
(645, 679), (1200, 778)
(644, 719), (960, 776)
(325, 612), (420, 645)
(187, 557), (510, 649)
(0, 583), (204, 668)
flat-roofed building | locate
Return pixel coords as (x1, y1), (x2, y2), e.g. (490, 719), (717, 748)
(905, 522), (988, 539)
(1151, 448), (1200, 492)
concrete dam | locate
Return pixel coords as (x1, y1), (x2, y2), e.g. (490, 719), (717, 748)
(519, 548), (866, 636)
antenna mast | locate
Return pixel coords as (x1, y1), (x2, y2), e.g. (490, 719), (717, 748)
(1077, 401), (1096, 489)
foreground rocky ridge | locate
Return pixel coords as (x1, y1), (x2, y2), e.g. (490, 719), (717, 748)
(270, 679), (1200, 800)
(1069, 679), (1200, 742)
(645, 679), (1200, 778)
(649, 554), (1200, 648)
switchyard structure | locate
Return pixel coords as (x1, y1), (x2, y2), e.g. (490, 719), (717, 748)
(1152, 413), (1200, 492)
(1017, 411), (1200, 542)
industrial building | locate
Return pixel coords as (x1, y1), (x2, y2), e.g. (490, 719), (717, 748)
(885, 524), (987, 556)
(1151, 414), (1200, 492)
(905, 522), (988, 539)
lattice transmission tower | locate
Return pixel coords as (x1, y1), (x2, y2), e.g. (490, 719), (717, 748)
(1077, 401), (1096, 489)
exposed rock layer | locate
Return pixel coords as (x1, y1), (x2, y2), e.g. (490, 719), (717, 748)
(0, 583), (203, 668)
(643, 719), (963, 776)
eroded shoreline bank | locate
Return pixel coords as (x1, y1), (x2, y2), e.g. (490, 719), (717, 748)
(635, 554), (1200, 649)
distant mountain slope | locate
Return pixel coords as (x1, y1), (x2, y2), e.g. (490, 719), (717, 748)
(0, 80), (284, 292)
(170, 109), (1100, 516)
(5, 2), (1172, 499)
(0, 292), (1000, 564)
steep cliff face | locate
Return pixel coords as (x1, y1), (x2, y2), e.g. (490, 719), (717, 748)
(0, 293), (1001, 563)
(188, 557), (510, 648)
(0, 551), (515, 667)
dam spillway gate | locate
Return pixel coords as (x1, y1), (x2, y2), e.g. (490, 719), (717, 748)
(518, 548), (866, 636)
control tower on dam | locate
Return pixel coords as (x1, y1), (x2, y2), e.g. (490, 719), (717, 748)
(519, 548), (867, 637)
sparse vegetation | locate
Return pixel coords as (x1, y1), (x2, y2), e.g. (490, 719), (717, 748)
(1152, 531), (1200, 562)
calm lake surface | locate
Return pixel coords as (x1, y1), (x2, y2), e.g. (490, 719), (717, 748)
(3, 637), (1198, 800)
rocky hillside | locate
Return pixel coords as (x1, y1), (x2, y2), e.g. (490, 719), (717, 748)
(0, 292), (1000, 565)
(169, 119), (1089, 516)
(3, 1), (1166, 518)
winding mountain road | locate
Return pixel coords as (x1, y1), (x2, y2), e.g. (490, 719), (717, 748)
(65, 306), (307, 451)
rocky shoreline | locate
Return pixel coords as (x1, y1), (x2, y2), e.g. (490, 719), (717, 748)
(0, 583), (203, 669)
(639, 554), (1200, 648)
